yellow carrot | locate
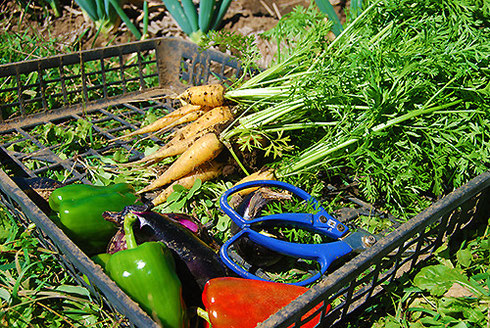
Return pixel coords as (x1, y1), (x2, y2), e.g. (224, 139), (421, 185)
(177, 84), (225, 107)
(137, 132), (225, 194)
(168, 106), (233, 143)
(110, 104), (202, 142)
(124, 106), (232, 166)
(121, 131), (207, 167)
(151, 110), (203, 135)
(152, 161), (224, 206)
(232, 169), (276, 198)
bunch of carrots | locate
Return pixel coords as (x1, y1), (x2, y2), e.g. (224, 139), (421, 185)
(115, 83), (265, 206)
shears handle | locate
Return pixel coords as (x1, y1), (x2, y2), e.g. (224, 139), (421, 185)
(220, 229), (354, 286)
(220, 180), (348, 239)
(221, 180), (319, 226)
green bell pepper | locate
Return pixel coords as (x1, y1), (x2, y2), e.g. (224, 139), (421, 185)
(82, 253), (112, 286)
(49, 183), (137, 255)
(49, 183), (134, 212)
(91, 253), (112, 268)
(106, 213), (189, 328)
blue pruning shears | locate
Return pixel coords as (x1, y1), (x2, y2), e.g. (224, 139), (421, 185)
(219, 180), (377, 286)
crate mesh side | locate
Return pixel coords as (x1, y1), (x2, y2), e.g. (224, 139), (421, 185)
(0, 41), (159, 123)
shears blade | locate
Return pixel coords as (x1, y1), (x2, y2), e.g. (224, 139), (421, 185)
(340, 230), (377, 253)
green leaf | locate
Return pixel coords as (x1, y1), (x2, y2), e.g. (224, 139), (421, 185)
(108, 0), (142, 39)
(349, 0), (362, 19)
(172, 184), (187, 193)
(0, 214), (16, 243)
(482, 238), (490, 250)
(75, 119), (92, 140)
(187, 178), (202, 198)
(216, 215), (230, 232)
(166, 190), (182, 203)
(434, 242), (449, 256)
(54, 285), (90, 297)
(408, 323), (425, 328)
(144, 112), (158, 126)
(168, 198), (186, 211)
(198, 0), (216, 33)
(0, 288), (11, 303)
(456, 249), (473, 268)
(381, 316), (404, 328)
(113, 149), (129, 163)
(74, 0), (98, 22)
(161, 0), (194, 35)
(11, 262), (38, 301)
(96, 167), (113, 181)
(419, 317), (445, 326)
(0, 262), (17, 271)
(414, 265), (468, 297)
(143, 145), (160, 157)
(210, 0), (233, 31)
(180, 0), (198, 32)
(313, 0), (343, 36)
(438, 298), (465, 314)
(142, 0), (149, 37)
(460, 303), (487, 323)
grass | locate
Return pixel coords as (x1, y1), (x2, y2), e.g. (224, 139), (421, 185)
(0, 10), (73, 64)
(0, 206), (112, 327)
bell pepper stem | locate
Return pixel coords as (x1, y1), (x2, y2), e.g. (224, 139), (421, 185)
(123, 213), (139, 249)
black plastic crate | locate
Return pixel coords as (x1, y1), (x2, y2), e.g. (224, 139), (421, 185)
(0, 37), (489, 327)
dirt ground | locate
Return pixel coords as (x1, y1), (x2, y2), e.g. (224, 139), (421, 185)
(2, 0), (344, 65)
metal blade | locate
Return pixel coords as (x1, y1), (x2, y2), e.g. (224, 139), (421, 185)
(341, 230), (377, 253)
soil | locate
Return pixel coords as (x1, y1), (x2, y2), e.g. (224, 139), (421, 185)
(2, 0), (345, 66)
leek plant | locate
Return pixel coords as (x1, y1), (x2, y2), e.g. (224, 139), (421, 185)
(74, 0), (146, 39)
(314, 0), (364, 36)
(221, 0), (490, 217)
(41, 0), (61, 17)
(161, 0), (232, 42)
(313, 0), (343, 36)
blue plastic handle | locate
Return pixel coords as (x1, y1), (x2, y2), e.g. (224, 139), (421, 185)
(220, 229), (353, 286)
(220, 180), (348, 239)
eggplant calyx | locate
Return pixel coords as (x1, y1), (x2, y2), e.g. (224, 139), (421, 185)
(102, 203), (153, 225)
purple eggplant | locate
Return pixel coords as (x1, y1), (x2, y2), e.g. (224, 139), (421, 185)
(231, 187), (291, 268)
(103, 205), (232, 307)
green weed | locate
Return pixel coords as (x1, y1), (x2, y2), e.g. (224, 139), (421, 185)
(0, 206), (115, 327)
